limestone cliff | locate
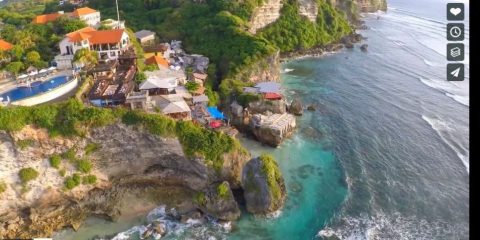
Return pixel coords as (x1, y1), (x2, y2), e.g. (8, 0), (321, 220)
(0, 123), (250, 238)
(249, 0), (319, 34)
(234, 50), (281, 83)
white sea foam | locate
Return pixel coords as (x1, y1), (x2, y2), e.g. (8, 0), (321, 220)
(318, 212), (468, 240)
(283, 68), (295, 73)
(419, 77), (469, 107)
(422, 115), (469, 173)
(422, 59), (442, 67)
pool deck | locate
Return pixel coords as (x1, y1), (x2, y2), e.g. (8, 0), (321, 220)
(0, 70), (73, 95)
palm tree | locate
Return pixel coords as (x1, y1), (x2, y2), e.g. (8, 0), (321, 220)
(73, 49), (98, 70)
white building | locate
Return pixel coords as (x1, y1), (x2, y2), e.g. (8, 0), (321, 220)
(71, 7), (101, 27)
(56, 27), (130, 68)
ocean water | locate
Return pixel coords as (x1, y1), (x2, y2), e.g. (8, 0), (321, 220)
(54, 0), (469, 239)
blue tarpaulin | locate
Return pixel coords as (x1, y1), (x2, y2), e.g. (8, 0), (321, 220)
(208, 106), (225, 120)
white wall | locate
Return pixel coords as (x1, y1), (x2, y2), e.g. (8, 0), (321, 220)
(80, 12), (101, 27)
(11, 77), (78, 106)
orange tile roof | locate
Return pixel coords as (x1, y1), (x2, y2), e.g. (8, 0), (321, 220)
(0, 39), (13, 51)
(66, 27), (96, 42)
(32, 12), (63, 24)
(71, 7), (98, 17)
(88, 29), (125, 44)
(145, 55), (169, 68)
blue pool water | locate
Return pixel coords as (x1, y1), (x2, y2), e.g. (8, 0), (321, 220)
(0, 75), (69, 102)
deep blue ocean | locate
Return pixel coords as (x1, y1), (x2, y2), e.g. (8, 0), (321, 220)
(54, 0), (469, 239)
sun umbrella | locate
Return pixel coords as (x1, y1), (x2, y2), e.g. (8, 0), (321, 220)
(39, 69), (48, 73)
(47, 66), (57, 71)
(18, 74), (28, 79)
(28, 71), (38, 76)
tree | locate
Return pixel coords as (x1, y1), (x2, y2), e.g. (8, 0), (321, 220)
(73, 49), (98, 69)
(26, 51), (41, 65)
(5, 62), (24, 76)
(9, 45), (24, 61)
(0, 50), (10, 63)
(53, 16), (88, 34)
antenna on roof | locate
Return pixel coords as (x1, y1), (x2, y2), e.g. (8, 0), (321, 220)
(115, 0), (120, 29)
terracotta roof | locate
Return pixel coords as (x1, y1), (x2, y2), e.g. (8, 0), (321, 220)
(264, 92), (282, 100)
(145, 55), (169, 68)
(32, 13), (63, 24)
(66, 28), (125, 44)
(88, 29), (125, 44)
(71, 7), (98, 17)
(66, 27), (96, 42)
(0, 39), (13, 51)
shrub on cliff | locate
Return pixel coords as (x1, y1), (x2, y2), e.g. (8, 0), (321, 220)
(49, 154), (61, 169)
(259, 154), (283, 201)
(65, 173), (82, 190)
(76, 159), (92, 173)
(82, 175), (97, 185)
(19, 168), (39, 184)
(62, 148), (77, 162)
(0, 181), (6, 194)
(85, 143), (100, 155)
(16, 139), (35, 150)
(217, 182), (230, 199)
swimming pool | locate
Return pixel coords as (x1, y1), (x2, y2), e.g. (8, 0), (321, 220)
(0, 75), (69, 102)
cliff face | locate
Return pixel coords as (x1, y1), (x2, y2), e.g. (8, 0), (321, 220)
(0, 123), (250, 238)
(249, 0), (319, 34)
(354, 0), (387, 12)
(234, 50), (281, 83)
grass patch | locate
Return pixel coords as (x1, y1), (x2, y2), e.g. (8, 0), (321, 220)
(217, 182), (230, 199)
(19, 167), (39, 184)
(0, 181), (6, 194)
(64, 173), (81, 190)
(76, 159), (92, 173)
(194, 192), (207, 206)
(16, 139), (35, 150)
(59, 168), (66, 177)
(62, 147), (77, 162)
(49, 154), (61, 169)
(259, 154), (283, 201)
(82, 175), (97, 185)
(85, 142), (100, 155)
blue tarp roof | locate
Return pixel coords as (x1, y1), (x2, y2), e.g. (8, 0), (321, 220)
(208, 106), (225, 120)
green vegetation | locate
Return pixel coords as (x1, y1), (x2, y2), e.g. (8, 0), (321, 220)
(85, 143), (100, 155)
(64, 173), (82, 190)
(73, 49), (99, 70)
(0, 181), (6, 194)
(82, 175), (97, 185)
(237, 93), (260, 107)
(62, 147), (77, 162)
(19, 167), (39, 184)
(259, 154), (283, 201)
(76, 159), (92, 173)
(16, 139), (35, 150)
(49, 154), (61, 169)
(59, 168), (66, 177)
(194, 192), (207, 206)
(259, 0), (352, 52)
(217, 182), (230, 199)
(185, 81), (200, 92)
(0, 99), (245, 171)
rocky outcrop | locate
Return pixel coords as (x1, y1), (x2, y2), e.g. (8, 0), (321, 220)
(242, 155), (286, 214)
(248, 98), (287, 115)
(355, 0), (387, 12)
(250, 113), (296, 147)
(249, 0), (284, 34)
(289, 98), (304, 116)
(195, 182), (240, 221)
(234, 51), (281, 83)
(298, 0), (318, 22)
(0, 123), (250, 238)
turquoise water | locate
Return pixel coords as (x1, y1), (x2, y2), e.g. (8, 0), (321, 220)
(54, 0), (469, 239)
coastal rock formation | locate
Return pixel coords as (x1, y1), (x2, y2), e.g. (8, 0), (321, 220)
(248, 98), (287, 115)
(0, 123), (250, 238)
(250, 113), (296, 147)
(195, 181), (241, 221)
(242, 155), (286, 214)
(234, 51), (281, 83)
(248, 0), (319, 34)
(289, 98), (304, 116)
(249, 0), (284, 34)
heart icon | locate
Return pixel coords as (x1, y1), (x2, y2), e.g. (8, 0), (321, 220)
(450, 8), (461, 16)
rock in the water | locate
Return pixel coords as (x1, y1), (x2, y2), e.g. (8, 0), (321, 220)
(289, 98), (303, 116)
(152, 221), (166, 235)
(360, 44), (368, 52)
(195, 181), (241, 221)
(242, 155), (286, 215)
(345, 43), (354, 49)
(306, 104), (316, 111)
(250, 113), (296, 147)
